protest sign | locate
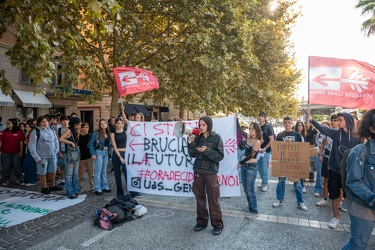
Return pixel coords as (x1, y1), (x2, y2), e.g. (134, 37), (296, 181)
(0, 187), (86, 227)
(271, 141), (310, 182)
(125, 115), (240, 197)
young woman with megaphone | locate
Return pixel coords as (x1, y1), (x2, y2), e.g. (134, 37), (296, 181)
(187, 116), (224, 236)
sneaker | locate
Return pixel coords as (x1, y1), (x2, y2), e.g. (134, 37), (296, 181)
(41, 188), (51, 194)
(133, 194), (142, 198)
(257, 184), (262, 189)
(316, 198), (328, 207)
(314, 192), (320, 197)
(213, 227), (222, 235)
(57, 182), (65, 188)
(68, 194), (77, 199)
(297, 203), (308, 211)
(194, 224), (206, 232)
(49, 186), (64, 191)
(245, 213), (259, 219)
(1, 180), (10, 186)
(95, 191), (103, 195)
(102, 188), (111, 193)
(261, 186), (269, 192)
(25, 183), (37, 187)
(339, 202), (348, 212)
(272, 200), (283, 208)
(302, 187), (307, 194)
(328, 217), (339, 229)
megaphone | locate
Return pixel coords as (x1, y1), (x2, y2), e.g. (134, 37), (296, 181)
(173, 121), (201, 138)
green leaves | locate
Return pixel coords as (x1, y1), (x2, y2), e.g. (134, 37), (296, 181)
(0, 0), (301, 117)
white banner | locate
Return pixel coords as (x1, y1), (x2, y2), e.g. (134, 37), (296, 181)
(126, 115), (240, 197)
(0, 187), (86, 227)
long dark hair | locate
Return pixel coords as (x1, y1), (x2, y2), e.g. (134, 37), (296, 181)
(5, 119), (18, 133)
(250, 122), (262, 141)
(98, 119), (110, 139)
(199, 116), (213, 133)
(295, 121), (306, 137)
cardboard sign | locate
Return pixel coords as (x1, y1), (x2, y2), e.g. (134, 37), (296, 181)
(271, 141), (310, 182)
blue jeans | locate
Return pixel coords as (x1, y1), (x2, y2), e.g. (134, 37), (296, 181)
(112, 152), (140, 197)
(93, 150), (109, 192)
(341, 213), (374, 250)
(241, 163), (258, 214)
(65, 160), (80, 197)
(257, 152), (270, 187)
(276, 177), (303, 204)
(237, 149), (245, 181)
(314, 153), (323, 194)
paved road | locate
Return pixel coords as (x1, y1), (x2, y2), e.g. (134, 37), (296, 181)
(1, 166), (374, 250)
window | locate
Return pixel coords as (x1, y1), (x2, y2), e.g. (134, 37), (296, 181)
(19, 70), (33, 84)
(17, 105), (37, 120)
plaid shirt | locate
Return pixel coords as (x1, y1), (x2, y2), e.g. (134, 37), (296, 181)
(188, 132), (224, 174)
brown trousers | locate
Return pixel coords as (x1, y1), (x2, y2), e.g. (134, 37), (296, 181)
(78, 158), (94, 192)
(192, 173), (223, 229)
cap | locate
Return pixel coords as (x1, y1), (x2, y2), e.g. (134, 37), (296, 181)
(259, 111), (267, 117)
(69, 117), (81, 126)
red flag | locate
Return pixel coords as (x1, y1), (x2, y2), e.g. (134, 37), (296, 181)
(309, 56), (375, 110)
(113, 67), (159, 97)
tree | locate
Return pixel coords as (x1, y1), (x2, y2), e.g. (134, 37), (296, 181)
(0, 0), (301, 117)
(356, 0), (375, 37)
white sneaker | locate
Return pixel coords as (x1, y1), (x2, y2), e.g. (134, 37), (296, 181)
(261, 186), (269, 192)
(25, 183), (37, 187)
(314, 192), (320, 197)
(339, 202), (348, 212)
(328, 217), (339, 229)
(302, 187), (307, 194)
(316, 199), (328, 207)
(245, 213), (259, 219)
(298, 203), (308, 211)
(257, 184), (262, 188)
(273, 200), (283, 208)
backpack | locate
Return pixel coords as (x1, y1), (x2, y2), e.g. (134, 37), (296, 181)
(35, 128), (40, 142)
(340, 141), (370, 192)
(263, 123), (276, 151)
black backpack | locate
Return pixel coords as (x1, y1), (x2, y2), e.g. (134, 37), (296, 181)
(339, 141), (370, 191)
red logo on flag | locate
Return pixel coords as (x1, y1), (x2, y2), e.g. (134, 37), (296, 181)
(113, 67), (159, 97)
(309, 56), (375, 109)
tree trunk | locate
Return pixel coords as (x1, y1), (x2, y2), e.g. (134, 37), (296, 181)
(110, 80), (120, 118)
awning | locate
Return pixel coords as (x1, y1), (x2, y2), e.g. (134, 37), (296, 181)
(124, 104), (137, 114)
(146, 105), (169, 112)
(0, 90), (14, 106)
(13, 90), (52, 108)
(133, 104), (150, 116)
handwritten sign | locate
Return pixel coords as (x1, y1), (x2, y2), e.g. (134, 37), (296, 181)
(271, 141), (310, 182)
(126, 115), (241, 197)
(0, 187), (86, 227)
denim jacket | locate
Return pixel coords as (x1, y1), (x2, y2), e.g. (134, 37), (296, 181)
(88, 131), (111, 156)
(346, 137), (375, 209)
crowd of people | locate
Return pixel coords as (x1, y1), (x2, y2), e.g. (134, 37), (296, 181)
(0, 106), (145, 200)
(234, 109), (374, 249)
(1, 108), (374, 248)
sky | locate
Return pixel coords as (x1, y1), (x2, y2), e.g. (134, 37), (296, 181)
(291, 0), (375, 100)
